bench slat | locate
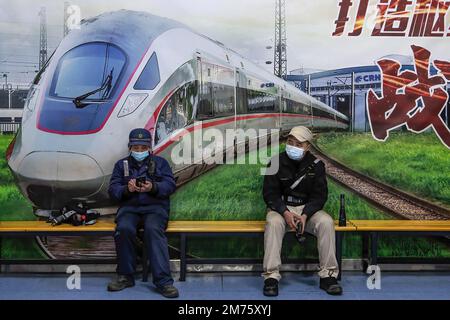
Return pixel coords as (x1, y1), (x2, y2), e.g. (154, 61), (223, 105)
(0, 220), (356, 233)
(0, 221), (115, 232)
(349, 220), (450, 232)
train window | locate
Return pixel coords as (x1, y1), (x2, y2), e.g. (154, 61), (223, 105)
(155, 82), (196, 145)
(50, 42), (126, 99)
(213, 85), (234, 117)
(247, 90), (277, 113)
(313, 108), (335, 120)
(284, 99), (312, 115)
(134, 52), (160, 90)
(197, 81), (214, 120)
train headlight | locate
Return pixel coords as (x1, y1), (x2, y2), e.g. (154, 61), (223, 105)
(117, 93), (148, 118)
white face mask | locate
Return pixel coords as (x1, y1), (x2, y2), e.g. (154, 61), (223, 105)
(285, 144), (305, 161)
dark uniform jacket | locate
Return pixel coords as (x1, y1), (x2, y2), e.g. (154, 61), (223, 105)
(263, 151), (328, 218)
(108, 154), (176, 212)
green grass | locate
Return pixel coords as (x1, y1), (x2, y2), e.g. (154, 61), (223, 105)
(0, 134), (449, 260)
(171, 150), (388, 222)
(316, 132), (450, 207)
(170, 143), (450, 259)
(0, 134), (42, 259)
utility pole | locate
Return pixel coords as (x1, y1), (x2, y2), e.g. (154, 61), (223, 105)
(274, 0), (287, 79)
(351, 71), (355, 132)
(39, 7), (48, 71)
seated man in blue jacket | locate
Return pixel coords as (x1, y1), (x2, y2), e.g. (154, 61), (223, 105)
(107, 128), (178, 298)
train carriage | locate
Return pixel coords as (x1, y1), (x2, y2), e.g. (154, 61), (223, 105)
(6, 10), (348, 213)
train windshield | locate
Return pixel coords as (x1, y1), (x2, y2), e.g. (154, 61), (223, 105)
(50, 43), (126, 100)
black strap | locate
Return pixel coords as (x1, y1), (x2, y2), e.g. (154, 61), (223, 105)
(147, 157), (156, 176)
(289, 158), (321, 190)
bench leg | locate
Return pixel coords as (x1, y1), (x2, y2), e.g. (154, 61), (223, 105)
(370, 232), (379, 266)
(179, 233), (187, 282)
(362, 233), (369, 272)
(336, 232), (343, 281)
(142, 240), (149, 282)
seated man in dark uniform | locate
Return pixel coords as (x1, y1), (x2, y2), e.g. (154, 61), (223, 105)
(107, 128), (179, 298)
(262, 126), (343, 296)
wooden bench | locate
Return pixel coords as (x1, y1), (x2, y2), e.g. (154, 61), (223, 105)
(1, 220), (449, 281)
(348, 220), (450, 266)
(167, 221), (355, 281)
(0, 220), (355, 281)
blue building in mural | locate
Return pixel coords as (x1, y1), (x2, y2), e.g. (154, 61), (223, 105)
(286, 55), (450, 132)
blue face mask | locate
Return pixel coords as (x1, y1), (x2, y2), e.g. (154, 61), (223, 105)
(131, 150), (149, 162)
(286, 144), (305, 161)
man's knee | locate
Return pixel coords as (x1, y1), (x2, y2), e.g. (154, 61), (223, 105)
(144, 212), (168, 239)
(266, 211), (285, 231)
(144, 221), (165, 238)
(115, 213), (138, 237)
(115, 222), (137, 238)
(315, 211), (335, 233)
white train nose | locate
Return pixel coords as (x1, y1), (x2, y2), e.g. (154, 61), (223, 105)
(17, 152), (105, 209)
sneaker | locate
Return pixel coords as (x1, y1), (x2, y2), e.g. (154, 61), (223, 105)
(319, 277), (343, 295)
(157, 284), (179, 298)
(107, 275), (135, 292)
(263, 278), (279, 297)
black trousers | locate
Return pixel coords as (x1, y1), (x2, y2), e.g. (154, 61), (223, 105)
(114, 205), (173, 288)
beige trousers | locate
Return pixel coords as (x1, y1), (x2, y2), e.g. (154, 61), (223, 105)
(262, 205), (339, 280)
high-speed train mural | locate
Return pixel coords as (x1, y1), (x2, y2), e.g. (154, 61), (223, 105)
(6, 10), (348, 214)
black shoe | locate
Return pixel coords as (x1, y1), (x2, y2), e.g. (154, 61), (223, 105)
(263, 278), (279, 297)
(157, 285), (179, 298)
(320, 277), (343, 295)
(107, 275), (135, 292)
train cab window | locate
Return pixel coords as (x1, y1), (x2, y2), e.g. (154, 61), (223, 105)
(134, 52), (160, 90)
(50, 42), (126, 99)
(155, 82), (196, 145)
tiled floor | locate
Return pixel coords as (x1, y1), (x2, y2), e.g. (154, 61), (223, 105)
(0, 271), (449, 300)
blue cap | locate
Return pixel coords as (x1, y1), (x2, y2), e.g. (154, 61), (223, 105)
(128, 128), (152, 147)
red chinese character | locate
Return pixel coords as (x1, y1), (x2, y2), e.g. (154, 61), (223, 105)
(333, 0), (354, 36)
(372, 0), (413, 36)
(409, 0), (450, 37)
(367, 45), (450, 148)
(332, 0), (370, 36)
(349, 0), (370, 36)
(423, 0), (450, 36)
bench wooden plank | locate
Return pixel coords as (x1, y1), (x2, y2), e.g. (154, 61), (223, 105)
(0, 220), (356, 233)
(349, 220), (450, 232)
(0, 221), (115, 233)
(167, 221), (356, 232)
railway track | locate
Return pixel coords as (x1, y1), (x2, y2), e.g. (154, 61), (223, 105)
(310, 144), (450, 220)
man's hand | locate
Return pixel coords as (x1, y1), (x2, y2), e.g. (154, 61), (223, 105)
(295, 213), (307, 234)
(138, 181), (153, 193)
(128, 179), (138, 193)
(283, 210), (297, 230)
